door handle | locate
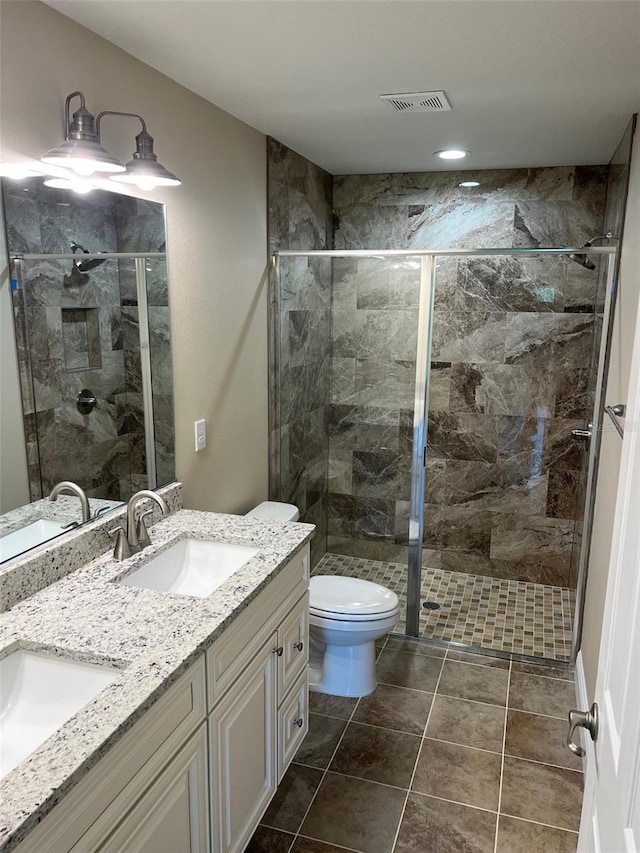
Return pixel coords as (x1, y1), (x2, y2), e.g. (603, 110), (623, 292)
(567, 703), (599, 757)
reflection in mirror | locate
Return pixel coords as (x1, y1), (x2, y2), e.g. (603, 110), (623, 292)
(0, 178), (175, 562)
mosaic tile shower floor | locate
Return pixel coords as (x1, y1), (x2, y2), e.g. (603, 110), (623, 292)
(313, 553), (575, 662)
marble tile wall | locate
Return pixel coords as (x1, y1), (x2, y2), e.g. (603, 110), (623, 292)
(267, 138), (333, 565)
(329, 166), (607, 587)
(114, 198), (174, 491)
(3, 180), (174, 503)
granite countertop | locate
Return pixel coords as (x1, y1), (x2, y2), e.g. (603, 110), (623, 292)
(0, 509), (314, 851)
(0, 496), (120, 539)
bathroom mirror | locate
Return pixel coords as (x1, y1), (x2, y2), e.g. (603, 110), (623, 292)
(0, 177), (175, 561)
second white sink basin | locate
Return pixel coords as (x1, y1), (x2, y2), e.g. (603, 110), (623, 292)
(0, 650), (120, 778)
(119, 538), (260, 598)
(0, 519), (67, 562)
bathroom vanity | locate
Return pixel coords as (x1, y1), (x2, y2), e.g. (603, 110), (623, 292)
(0, 509), (313, 853)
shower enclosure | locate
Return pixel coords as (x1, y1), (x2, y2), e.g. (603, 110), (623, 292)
(272, 244), (616, 663)
(9, 251), (174, 502)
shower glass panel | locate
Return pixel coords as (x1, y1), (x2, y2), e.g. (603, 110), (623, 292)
(12, 253), (170, 502)
(275, 253), (423, 600)
(273, 245), (616, 663)
(419, 251), (606, 661)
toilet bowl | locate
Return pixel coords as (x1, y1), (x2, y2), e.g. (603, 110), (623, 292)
(245, 502), (400, 697)
(308, 575), (400, 698)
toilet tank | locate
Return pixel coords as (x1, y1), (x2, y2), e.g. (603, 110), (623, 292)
(246, 501), (300, 522)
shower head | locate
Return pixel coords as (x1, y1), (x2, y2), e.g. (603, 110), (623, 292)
(70, 241), (108, 273)
(568, 232), (618, 271)
(568, 252), (597, 271)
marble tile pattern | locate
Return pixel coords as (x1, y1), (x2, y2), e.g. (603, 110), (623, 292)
(2, 179), (175, 505)
(0, 507), (314, 850)
(328, 166), (607, 587)
(315, 552), (574, 661)
(268, 138), (333, 564)
(0, 482), (182, 612)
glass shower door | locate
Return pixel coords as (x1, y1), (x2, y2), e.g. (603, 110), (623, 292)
(416, 249), (610, 660)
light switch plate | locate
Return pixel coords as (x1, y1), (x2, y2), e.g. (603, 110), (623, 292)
(194, 419), (206, 452)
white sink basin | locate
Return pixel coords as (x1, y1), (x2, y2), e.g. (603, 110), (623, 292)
(0, 519), (67, 562)
(0, 650), (120, 778)
(119, 538), (260, 598)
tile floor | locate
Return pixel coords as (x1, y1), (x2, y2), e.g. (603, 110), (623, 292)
(247, 639), (582, 853)
(315, 553), (575, 661)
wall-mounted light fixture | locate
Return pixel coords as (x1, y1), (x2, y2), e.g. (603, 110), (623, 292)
(40, 91), (180, 191)
(98, 112), (181, 191)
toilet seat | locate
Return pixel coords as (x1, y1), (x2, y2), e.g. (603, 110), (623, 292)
(310, 575), (400, 622)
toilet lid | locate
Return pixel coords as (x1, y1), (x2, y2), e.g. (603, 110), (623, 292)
(310, 575), (399, 618)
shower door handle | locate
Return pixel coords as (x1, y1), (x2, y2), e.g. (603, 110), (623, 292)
(571, 424), (593, 449)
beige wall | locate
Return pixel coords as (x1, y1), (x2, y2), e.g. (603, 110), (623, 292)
(582, 127), (640, 697)
(0, 1), (268, 513)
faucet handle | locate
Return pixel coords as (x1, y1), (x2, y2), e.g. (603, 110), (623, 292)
(136, 509), (154, 549)
(109, 526), (132, 561)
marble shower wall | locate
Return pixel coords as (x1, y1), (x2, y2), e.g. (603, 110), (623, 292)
(114, 198), (174, 492)
(267, 138), (333, 565)
(3, 180), (174, 502)
(330, 167), (607, 587)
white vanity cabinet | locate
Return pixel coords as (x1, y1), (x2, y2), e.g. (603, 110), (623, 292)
(13, 543), (310, 853)
(207, 545), (310, 853)
(16, 658), (209, 853)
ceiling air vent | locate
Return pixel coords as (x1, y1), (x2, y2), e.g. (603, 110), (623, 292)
(380, 90), (452, 113)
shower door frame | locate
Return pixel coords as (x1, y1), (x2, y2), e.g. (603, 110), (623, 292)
(275, 245), (617, 660)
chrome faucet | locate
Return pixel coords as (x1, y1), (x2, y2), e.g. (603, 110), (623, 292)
(49, 481), (90, 524)
(109, 490), (170, 560)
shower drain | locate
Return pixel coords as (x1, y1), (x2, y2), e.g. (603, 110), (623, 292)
(422, 601), (441, 611)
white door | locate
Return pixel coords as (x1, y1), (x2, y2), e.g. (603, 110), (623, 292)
(578, 298), (640, 852)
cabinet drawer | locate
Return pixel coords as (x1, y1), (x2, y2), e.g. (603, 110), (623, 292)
(206, 545), (309, 710)
(277, 592), (309, 703)
(17, 659), (206, 853)
(278, 671), (309, 781)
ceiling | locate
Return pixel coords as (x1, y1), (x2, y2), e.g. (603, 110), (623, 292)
(46, 0), (640, 175)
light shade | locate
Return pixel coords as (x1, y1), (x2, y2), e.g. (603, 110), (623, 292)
(459, 180), (480, 187)
(43, 177), (93, 195)
(110, 127), (180, 190)
(42, 139), (125, 176)
(41, 93), (125, 176)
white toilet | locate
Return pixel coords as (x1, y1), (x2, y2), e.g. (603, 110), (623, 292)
(308, 575), (399, 697)
(246, 501), (400, 699)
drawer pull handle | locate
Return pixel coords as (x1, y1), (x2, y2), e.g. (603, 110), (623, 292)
(273, 646), (284, 657)
(293, 717), (304, 728)
(293, 641), (304, 652)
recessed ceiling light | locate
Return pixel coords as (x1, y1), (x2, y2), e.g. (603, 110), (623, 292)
(459, 180), (480, 187)
(435, 149), (469, 160)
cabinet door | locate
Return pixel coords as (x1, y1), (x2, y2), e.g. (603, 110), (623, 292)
(90, 724), (209, 853)
(210, 635), (278, 853)
(277, 592), (309, 702)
